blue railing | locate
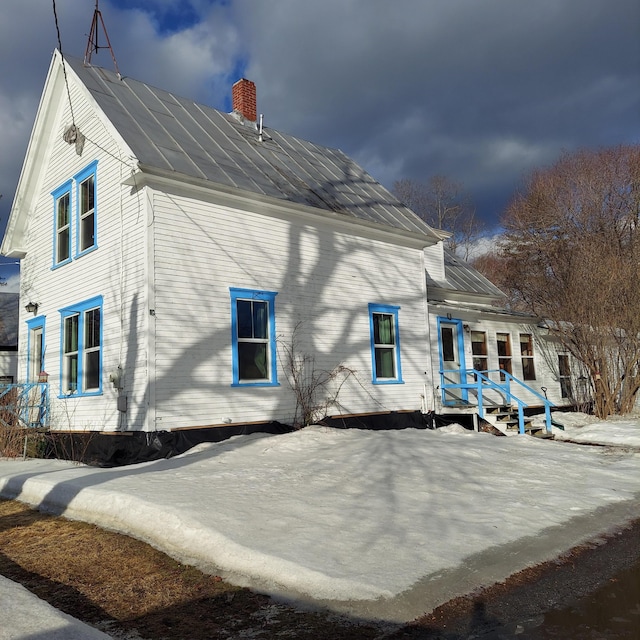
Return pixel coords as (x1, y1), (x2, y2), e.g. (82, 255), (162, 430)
(0, 383), (50, 428)
(440, 368), (554, 434)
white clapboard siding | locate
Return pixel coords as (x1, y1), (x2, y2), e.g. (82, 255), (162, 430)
(151, 190), (431, 428)
(428, 307), (574, 411)
(18, 83), (150, 431)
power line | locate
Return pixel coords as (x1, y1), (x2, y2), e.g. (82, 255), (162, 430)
(51, 0), (76, 125)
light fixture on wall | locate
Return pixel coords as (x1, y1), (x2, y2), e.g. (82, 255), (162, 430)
(25, 302), (38, 315)
(463, 324), (471, 333)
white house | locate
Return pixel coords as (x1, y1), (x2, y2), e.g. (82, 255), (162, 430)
(1, 51), (448, 459)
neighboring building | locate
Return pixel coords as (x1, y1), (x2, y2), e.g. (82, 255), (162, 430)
(1, 51), (447, 444)
(0, 292), (19, 383)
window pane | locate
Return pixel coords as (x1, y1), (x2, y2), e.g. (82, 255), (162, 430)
(64, 315), (78, 353)
(471, 331), (487, 355)
(520, 334), (533, 356)
(81, 176), (94, 213)
(375, 347), (396, 378)
(238, 342), (268, 380)
(67, 354), (78, 391)
(57, 193), (69, 227)
(85, 350), (100, 389)
(441, 327), (455, 362)
(374, 314), (394, 345)
(85, 308), (100, 348)
(522, 359), (536, 380)
(497, 333), (511, 356)
(252, 301), (268, 339)
(80, 211), (95, 250)
(237, 300), (253, 338)
(57, 227), (70, 263)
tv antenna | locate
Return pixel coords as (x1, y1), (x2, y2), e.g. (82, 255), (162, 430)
(84, 0), (121, 78)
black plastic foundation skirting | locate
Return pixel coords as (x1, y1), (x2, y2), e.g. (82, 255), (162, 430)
(45, 410), (437, 467)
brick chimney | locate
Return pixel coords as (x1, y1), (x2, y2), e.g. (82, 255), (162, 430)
(232, 78), (257, 122)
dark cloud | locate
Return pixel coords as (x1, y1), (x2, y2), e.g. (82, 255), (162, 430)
(0, 0), (638, 255)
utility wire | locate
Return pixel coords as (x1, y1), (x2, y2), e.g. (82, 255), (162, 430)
(52, 0), (76, 125)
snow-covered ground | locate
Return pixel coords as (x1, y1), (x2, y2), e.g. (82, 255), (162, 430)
(1, 414), (640, 634)
(0, 575), (112, 640)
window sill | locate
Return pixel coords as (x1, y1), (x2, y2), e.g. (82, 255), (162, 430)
(231, 382), (280, 388)
(51, 259), (72, 270)
(58, 390), (102, 399)
(75, 244), (98, 259)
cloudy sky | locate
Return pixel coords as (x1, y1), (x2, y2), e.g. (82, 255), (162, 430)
(0, 0), (638, 279)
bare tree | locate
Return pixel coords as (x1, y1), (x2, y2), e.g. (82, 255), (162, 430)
(499, 145), (640, 418)
(393, 175), (483, 259)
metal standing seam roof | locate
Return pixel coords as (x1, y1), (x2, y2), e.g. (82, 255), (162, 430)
(426, 247), (506, 298)
(65, 56), (441, 238)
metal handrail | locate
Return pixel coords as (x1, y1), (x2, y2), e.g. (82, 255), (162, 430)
(0, 383), (50, 429)
(440, 368), (554, 434)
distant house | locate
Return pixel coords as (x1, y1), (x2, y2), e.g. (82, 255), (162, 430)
(1, 50), (447, 450)
(0, 292), (18, 383)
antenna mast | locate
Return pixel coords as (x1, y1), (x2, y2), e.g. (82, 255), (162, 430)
(84, 0), (121, 77)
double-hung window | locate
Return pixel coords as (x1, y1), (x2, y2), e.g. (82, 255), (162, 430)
(52, 181), (72, 267)
(51, 161), (98, 267)
(230, 288), (278, 386)
(496, 333), (512, 381)
(519, 333), (536, 380)
(75, 161), (98, 255)
(369, 303), (403, 384)
(59, 296), (103, 396)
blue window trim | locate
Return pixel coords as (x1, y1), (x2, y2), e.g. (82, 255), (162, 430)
(229, 287), (279, 387)
(26, 316), (46, 383)
(58, 295), (103, 398)
(368, 303), (404, 384)
(51, 180), (72, 269)
(74, 160), (98, 258)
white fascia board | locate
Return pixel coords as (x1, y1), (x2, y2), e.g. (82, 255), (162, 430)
(126, 164), (441, 250)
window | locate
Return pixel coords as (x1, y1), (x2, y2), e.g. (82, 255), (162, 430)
(369, 304), (403, 384)
(230, 288), (278, 386)
(558, 354), (572, 399)
(52, 181), (72, 266)
(496, 333), (512, 381)
(51, 161), (98, 267)
(74, 161), (98, 255)
(519, 334), (536, 381)
(471, 331), (488, 373)
(59, 296), (103, 395)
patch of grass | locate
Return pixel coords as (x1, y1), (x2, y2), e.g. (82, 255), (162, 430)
(0, 499), (386, 639)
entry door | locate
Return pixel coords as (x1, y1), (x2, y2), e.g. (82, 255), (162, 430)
(439, 320), (466, 404)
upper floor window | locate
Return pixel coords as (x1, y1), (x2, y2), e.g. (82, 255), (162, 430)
(230, 288), (278, 386)
(369, 303), (403, 384)
(51, 161), (98, 268)
(75, 161), (98, 256)
(59, 296), (103, 396)
(52, 181), (72, 266)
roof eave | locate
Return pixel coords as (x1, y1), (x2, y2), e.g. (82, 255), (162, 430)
(128, 163), (443, 248)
